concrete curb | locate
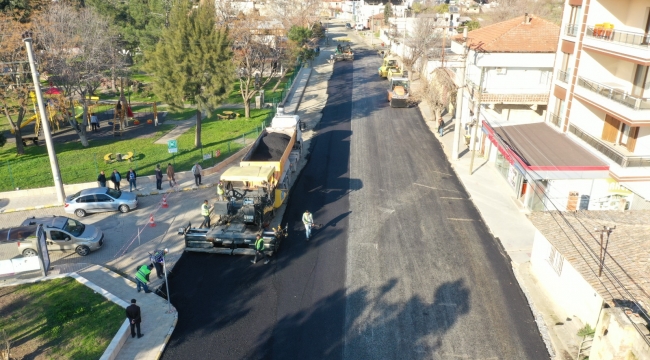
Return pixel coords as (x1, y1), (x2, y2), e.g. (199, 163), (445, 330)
(155, 315), (178, 360)
(0, 271), (132, 360)
(1, 203), (62, 213)
(292, 68), (313, 114)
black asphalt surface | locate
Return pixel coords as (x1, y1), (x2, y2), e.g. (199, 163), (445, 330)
(163, 28), (548, 360)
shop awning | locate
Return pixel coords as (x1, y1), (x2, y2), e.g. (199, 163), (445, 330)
(482, 121), (610, 180)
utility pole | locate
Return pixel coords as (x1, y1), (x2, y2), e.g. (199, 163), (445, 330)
(22, 32), (66, 205)
(469, 66), (485, 175)
(451, 27), (468, 161)
(595, 226), (615, 277)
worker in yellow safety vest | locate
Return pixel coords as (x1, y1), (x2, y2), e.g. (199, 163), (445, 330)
(200, 200), (213, 228)
(216, 181), (225, 201)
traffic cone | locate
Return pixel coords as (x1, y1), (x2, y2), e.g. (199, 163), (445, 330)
(162, 195), (169, 208)
(149, 214), (156, 227)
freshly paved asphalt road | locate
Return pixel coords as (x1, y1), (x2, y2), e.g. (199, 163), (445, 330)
(163, 43), (548, 359)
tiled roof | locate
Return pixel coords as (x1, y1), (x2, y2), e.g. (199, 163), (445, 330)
(453, 15), (559, 53)
(528, 210), (650, 310)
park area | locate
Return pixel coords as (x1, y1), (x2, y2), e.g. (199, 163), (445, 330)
(0, 107), (273, 191)
(0, 277), (123, 360)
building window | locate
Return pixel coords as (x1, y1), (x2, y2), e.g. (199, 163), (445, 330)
(548, 246), (564, 276)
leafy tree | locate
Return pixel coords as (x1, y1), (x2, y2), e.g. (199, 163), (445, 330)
(147, 0), (232, 148)
(0, 0), (47, 22)
(231, 14), (288, 118)
(433, 4), (449, 14)
(0, 12), (38, 154)
(384, 3), (392, 25)
(36, 2), (122, 147)
(464, 20), (480, 32)
(288, 26), (312, 44)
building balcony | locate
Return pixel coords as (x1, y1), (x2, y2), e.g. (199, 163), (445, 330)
(466, 80), (549, 105)
(582, 26), (650, 61)
(564, 24), (578, 37)
(549, 112), (562, 128)
(574, 76), (650, 124)
(568, 124), (650, 168)
(557, 69), (570, 83)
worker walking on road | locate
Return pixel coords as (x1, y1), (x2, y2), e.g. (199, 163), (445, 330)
(126, 299), (144, 339)
(135, 264), (153, 293)
(149, 248), (168, 279)
(302, 210), (314, 240)
(251, 235), (270, 265)
(200, 200), (213, 228)
(216, 181), (225, 201)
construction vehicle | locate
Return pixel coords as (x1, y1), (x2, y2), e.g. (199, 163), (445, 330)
(378, 57), (399, 78)
(387, 74), (410, 108)
(334, 44), (354, 61)
(179, 109), (303, 256)
(387, 66), (406, 81)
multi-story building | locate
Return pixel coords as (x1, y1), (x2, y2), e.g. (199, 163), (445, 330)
(548, 0), (650, 205)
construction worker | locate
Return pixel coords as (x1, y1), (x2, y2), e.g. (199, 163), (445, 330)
(216, 181), (225, 201)
(149, 248), (169, 279)
(302, 210), (314, 240)
(135, 264), (153, 293)
(251, 235), (269, 265)
(200, 200), (213, 228)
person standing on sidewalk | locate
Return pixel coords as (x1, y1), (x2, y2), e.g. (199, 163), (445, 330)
(191, 162), (203, 186)
(251, 235), (269, 265)
(166, 163), (176, 188)
(200, 200), (213, 228)
(149, 248), (168, 279)
(302, 210), (314, 240)
(155, 164), (163, 190)
(110, 169), (122, 190)
(135, 264), (153, 293)
(126, 299), (144, 339)
(97, 170), (106, 187)
(127, 168), (137, 192)
(437, 118), (444, 137)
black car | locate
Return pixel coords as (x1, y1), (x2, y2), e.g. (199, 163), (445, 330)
(345, 23), (352, 29)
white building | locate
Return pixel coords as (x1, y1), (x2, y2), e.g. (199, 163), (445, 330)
(446, 15), (627, 212)
(529, 210), (650, 360)
(547, 0), (650, 205)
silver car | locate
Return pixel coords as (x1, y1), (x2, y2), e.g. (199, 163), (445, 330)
(18, 216), (104, 256)
(65, 187), (138, 217)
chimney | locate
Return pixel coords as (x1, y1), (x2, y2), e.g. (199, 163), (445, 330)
(524, 13), (532, 24)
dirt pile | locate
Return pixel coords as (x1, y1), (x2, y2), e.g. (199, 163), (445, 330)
(249, 132), (291, 161)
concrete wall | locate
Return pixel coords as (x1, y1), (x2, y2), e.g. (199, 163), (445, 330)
(636, 126), (650, 156)
(568, 99), (606, 138)
(590, 307), (650, 360)
(588, 0), (650, 32)
(578, 50), (635, 90)
(482, 68), (552, 94)
(530, 231), (604, 326)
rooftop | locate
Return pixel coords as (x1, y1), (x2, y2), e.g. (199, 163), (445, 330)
(453, 14), (559, 53)
(486, 122), (609, 179)
(529, 210), (650, 311)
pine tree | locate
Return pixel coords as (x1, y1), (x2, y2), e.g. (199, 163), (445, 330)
(147, 0), (233, 148)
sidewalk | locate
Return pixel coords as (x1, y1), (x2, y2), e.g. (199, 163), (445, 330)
(0, 53), (318, 359)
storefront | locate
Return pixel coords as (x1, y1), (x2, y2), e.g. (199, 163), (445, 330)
(481, 119), (610, 211)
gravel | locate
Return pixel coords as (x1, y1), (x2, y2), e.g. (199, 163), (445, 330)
(249, 132), (291, 161)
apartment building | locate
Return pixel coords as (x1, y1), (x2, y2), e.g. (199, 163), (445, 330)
(548, 0), (650, 206)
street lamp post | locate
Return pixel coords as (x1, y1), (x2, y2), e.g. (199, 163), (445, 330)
(22, 32), (65, 204)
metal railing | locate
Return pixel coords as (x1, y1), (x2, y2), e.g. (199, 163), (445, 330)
(549, 112), (562, 127)
(576, 76), (650, 111)
(557, 69), (570, 83)
(568, 124), (650, 167)
(564, 24), (579, 37)
(586, 26), (650, 47)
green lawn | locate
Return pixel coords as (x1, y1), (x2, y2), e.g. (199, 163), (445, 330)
(0, 109), (273, 191)
(225, 71), (294, 104)
(159, 106), (198, 121)
(0, 277), (124, 360)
